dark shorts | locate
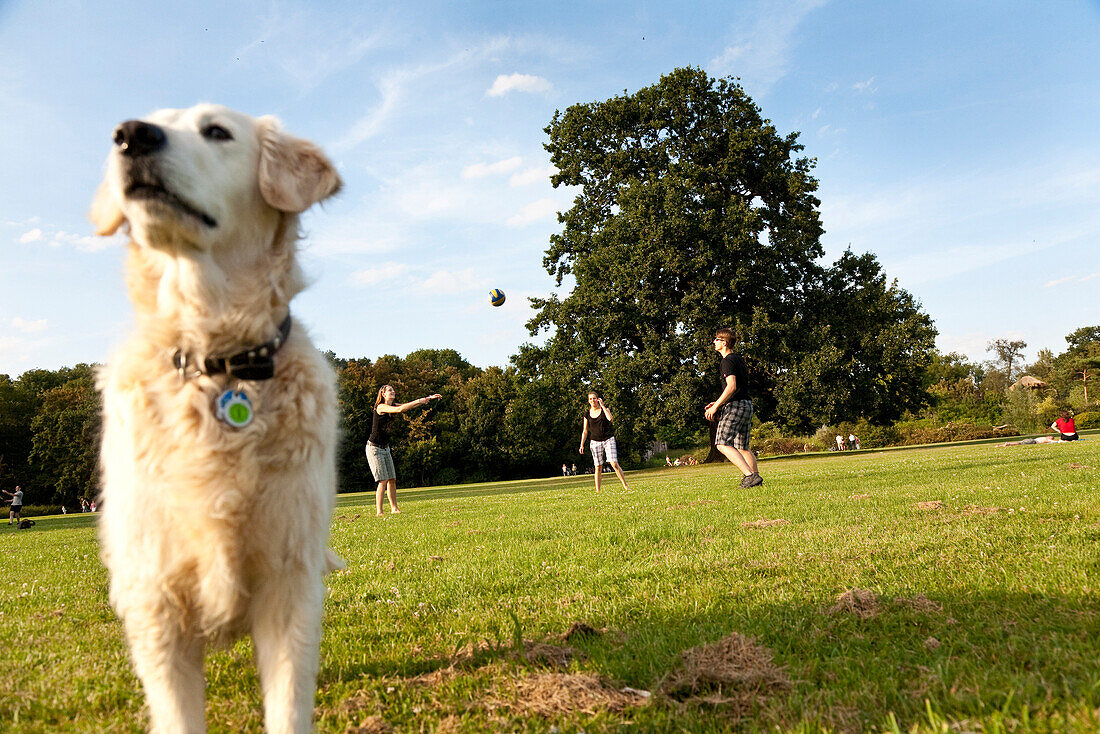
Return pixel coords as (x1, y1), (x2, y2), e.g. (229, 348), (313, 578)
(11, 505), (21, 515)
(715, 399), (753, 450)
(1060, 433), (1079, 441)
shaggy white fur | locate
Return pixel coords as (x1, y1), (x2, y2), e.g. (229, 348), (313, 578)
(91, 104), (344, 734)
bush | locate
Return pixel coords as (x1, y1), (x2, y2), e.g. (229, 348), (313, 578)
(1073, 411), (1100, 430)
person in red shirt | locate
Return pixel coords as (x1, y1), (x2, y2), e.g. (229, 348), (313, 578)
(1051, 411), (1079, 441)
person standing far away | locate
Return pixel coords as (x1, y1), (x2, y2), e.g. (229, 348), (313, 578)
(835, 434), (845, 451)
(578, 391), (630, 492)
(704, 328), (763, 487)
(4, 485), (23, 525)
(849, 433), (858, 451)
(367, 384), (442, 516)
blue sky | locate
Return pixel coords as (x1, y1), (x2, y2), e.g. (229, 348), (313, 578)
(2, 0), (1098, 378)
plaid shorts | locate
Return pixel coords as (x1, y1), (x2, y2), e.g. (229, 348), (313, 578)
(715, 399), (753, 450)
(590, 436), (618, 466)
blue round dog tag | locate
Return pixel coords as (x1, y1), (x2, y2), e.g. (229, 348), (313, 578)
(215, 390), (254, 428)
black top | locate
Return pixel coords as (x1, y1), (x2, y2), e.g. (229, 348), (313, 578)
(369, 407), (394, 448)
(584, 409), (614, 442)
(720, 352), (751, 401)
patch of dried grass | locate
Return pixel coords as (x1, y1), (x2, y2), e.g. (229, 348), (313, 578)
(484, 672), (648, 717)
(345, 716), (392, 734)
(915, 500), (943, 510)
(740, 518), (790, 528)
(1068, 462), (1093, 470)
(848, 493), (871, 500)
(962, 504), (1004, 515)
(895, 594), (943, 614)
(559, 621), (601, 642)
(661, 632), (790, 702)
(667, 499), (721, 510)
(828, 589), (880, 618)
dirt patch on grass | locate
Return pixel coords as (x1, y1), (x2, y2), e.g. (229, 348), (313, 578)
(1068, 462), (1093, 470)
(484, 672), (649, 717)
(345, 716), (392, 733)
(962, 504), (1004, 515)
(828, 589), (880, 618)
(848, 493), (871, 500)
(915, 500), (943, 510)
(661, 632), (790, 706)
(522, 641), (578, 667)
(740, 519), (790, 528)
(560, 621), (601, 642)
(895, 594), (943, 613)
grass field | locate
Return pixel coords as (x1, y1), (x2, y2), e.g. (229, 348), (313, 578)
(2, 440), (1099, 732)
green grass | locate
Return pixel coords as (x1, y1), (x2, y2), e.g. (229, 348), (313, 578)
(3, 441), (1100, 732)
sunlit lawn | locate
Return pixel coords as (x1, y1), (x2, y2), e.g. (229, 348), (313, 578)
(2, 439), (1099, 732)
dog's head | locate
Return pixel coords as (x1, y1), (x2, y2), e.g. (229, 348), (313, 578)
(90, 104), (342, 253)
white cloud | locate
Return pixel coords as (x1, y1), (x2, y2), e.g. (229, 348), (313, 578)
(51, 230), (117, 252)
(462, 156), (523, 180)
(1044, 275), (1077, 288)
(510, 165), (556, 187)
(709, 0), (828, 98)
(486, 73), (552, 97)
(11, 317), (47, 333)
(1080, 272), (1100, 282)
(19, 228), (42, 243)
(852, 76), (877, 93)
(350, 263), (408, 286)
(415, 268), (483, 294)
(507, 198), (559, 227)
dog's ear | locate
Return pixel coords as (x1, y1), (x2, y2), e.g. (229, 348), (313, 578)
(257, 117), (342, 213)
(89, 180), (126, 236)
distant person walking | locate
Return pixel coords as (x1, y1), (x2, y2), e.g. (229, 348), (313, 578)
(704, 328), (762, 487)
(4, 485), (23, 525)
(835, 434), (846, 451)
(579, 391), (630, 492)
(367, 384), (442, 516)
(849, 433), (860, 451)
(1052, 411), (1079, 441)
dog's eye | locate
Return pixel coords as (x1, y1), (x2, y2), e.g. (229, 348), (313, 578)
(201, 124), (233, 142)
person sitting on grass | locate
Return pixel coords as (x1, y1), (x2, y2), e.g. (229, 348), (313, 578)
(1052, 411), (1079, 441)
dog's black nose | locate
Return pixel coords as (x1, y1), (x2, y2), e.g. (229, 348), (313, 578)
(113, 120), (166, 157)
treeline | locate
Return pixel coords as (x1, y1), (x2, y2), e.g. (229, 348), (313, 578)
(2, 325), (1096, 509)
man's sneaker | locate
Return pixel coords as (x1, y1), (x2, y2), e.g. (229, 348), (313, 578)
(743, 472), (764, 488)
(739, 474), (754, 487)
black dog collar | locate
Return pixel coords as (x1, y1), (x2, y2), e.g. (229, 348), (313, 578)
(172, 314), (292, 381)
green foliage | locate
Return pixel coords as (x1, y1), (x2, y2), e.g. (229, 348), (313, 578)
(528, 66), (934, 445)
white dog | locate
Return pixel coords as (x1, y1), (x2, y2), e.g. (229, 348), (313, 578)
(91, 104), (344, 734)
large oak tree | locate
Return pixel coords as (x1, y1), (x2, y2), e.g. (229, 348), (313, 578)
(523, 67), (936, 448)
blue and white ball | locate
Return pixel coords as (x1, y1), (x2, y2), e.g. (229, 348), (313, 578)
(489, 288), (506, 307)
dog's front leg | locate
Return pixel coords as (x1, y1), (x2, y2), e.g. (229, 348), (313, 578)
(125, 615), (206, 734)
(251, 572), (324, 734)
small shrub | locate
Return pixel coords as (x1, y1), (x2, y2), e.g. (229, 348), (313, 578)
(1074, 411), (1099, 430)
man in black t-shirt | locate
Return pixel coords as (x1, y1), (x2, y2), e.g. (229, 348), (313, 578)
(703, 328), (762, 487)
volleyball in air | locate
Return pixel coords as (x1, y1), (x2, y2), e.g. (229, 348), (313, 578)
(489, 288), (506, 307)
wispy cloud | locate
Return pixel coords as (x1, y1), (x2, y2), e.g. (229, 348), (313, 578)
(237, 7), (389, 91)
(852, 76), (877, 93)
(507, 198), (559, 227)
(415, 268), (483, 294)
(350, 263), (408, 286)
(332, 36), (515, 152)
(709, 0), (829, 97)
(1046, 272), (1099, 287)
(462, 156), (523, 180)
(510, 165), (556, 187)
(11, 317), (47, 333)
(486, 73), (552, 97)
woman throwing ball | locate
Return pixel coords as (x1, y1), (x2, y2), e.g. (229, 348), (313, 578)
(367, 385), (442, 516)
(579, 391), (630, 492)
